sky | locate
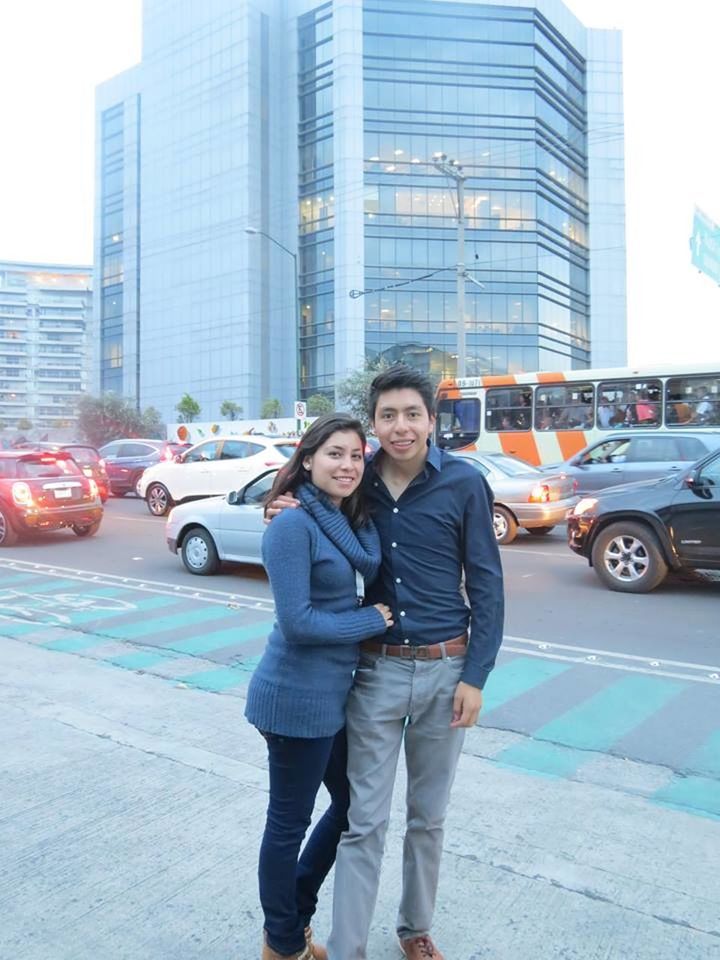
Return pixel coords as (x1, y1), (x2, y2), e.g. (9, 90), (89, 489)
(1, 0), (719, 368)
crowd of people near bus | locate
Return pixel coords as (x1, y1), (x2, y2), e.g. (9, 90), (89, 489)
(481, 381), (719, 433)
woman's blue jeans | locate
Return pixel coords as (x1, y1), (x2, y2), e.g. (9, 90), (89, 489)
(258, 728), (349, 956)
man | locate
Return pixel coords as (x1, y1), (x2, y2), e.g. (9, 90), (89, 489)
(269, 365), (504, 960)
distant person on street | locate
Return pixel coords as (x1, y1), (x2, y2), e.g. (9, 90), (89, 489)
(246, 413), (393, 960)
(268, 365), (504, 960)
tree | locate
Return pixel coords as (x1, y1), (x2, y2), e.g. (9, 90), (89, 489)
(76, 394), (163, 447)
(337, 357), (390, 431)
(17, 418), (33, 431)
(261, 398), (282, 418)
(220, 400), (243, 421)
(306, 394), (334, 416)
(175, 393), (201, 423)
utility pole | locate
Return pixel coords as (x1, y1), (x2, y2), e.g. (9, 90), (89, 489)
(433, 153), (467, 378)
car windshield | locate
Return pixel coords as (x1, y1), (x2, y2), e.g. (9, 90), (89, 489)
(66, 447), (99, 465)
(483, 454), (541, 477)
(275, 444), (299, 458)
(17, 457), (83, 478)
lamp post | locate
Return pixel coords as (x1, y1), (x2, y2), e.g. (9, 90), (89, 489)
(244, 226), (301, 404)
(432, 153), (467, 379)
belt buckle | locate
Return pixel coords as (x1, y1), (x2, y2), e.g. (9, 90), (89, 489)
(414, 645), (430, 660)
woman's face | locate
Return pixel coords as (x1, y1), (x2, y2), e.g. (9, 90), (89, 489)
(303, 430), (365, 505)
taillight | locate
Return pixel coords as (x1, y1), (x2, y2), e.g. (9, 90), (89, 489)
(89, 479), (99, 499)
(528, 483), (550, 503)
(12, 481), (33, 506)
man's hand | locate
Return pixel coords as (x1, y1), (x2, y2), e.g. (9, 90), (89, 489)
(451, 681), (483, 728)
(264, 493), (300, 524)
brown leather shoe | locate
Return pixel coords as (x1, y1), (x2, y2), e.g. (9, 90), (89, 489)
(399, 935), (445, 960)
(304, 926), (328, 960)
(262, 931), (312, 960)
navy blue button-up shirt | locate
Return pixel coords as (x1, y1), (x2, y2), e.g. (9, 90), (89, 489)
(363, 443), (504, 689)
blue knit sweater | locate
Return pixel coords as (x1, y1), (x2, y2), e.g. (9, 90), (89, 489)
(245, 484), (386, 738)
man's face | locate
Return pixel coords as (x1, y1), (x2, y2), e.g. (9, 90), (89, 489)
(371, 388), (435, 466)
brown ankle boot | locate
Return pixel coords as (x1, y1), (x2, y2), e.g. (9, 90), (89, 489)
(304, 927), (328, 960)
(261, 931), (312, 960)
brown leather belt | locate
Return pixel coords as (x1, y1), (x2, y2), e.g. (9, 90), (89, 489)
(361, 633), (468, 660)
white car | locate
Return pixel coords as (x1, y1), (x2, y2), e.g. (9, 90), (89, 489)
(139, 436), (297, 516)
(166, 469), (276, 574)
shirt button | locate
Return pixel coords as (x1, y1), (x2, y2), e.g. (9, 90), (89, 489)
(393, 507), (399, 513)
(400, 611), (406, 617)
(396, 577), (402, 584)
(373, 482), (378, 487)
(391, 542), (397, 548)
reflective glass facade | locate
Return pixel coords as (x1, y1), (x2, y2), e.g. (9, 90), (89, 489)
(94, 0), (625, 417)
(361, 0), (590, 378)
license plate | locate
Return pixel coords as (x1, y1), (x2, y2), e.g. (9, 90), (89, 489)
(54, 489), (72, 499)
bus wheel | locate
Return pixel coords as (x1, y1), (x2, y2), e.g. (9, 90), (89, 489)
(493, 506), (518, 545)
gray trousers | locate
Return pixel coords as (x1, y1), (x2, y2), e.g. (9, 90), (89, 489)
(327, 650), (466, 960)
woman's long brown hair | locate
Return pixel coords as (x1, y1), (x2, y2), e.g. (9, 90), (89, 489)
(264, 413), (370, 528)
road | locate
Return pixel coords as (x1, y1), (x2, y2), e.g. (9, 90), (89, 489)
(1, 496), (718, 958)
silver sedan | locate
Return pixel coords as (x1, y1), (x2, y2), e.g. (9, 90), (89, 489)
(450, 451), (578, 544)
(165, 470), (275, 574)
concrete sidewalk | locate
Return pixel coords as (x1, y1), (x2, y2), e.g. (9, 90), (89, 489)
(1, 637), (717, 960)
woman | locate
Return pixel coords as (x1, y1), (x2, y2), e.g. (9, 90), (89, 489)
(245, 413), (393, 960)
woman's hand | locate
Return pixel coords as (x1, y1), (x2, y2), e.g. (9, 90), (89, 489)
(373, 603), (394, 629)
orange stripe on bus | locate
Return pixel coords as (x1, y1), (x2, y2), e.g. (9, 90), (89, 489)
(536, 372), (566, 383)
(556, 431), (588, 461)
(498, 432), (541, 465)
(482, 374), (517, 387)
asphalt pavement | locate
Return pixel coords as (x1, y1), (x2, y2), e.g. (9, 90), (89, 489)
(0, 497), (718, 959)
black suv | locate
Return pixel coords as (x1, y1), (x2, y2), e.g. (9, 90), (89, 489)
(567, 448), (720, 592)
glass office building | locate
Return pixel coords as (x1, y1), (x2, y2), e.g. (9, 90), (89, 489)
(94, 0), (625, 419)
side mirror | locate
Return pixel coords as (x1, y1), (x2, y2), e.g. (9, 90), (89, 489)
(227, 490), (240, 505)
(686, 472), (712, 496)
(173, 454), (183, 463)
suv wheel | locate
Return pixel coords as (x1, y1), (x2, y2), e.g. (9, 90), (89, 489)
(493, 505), (518, 545)
(591, 521), (668, 593)
(146, 482), (173, 517)
(0, 506), (19, 546)
(181, 527), (219, 575)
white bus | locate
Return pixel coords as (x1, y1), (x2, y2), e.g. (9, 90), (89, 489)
(435, 362), (720, 465)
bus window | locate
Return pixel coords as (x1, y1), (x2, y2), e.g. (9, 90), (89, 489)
(597, 379), (661, 428)
(666, 375), (720, 426)
(436, 397), (481, 449)
(485, 387), (532, 431)
(535, 383), (594, 431)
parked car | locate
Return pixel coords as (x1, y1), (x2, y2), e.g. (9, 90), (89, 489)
(567, 447), (720, 593)
(140, 436), (298, 516)
(450, 450), (577, 544)
(15, 442), (109, 502)
(99, 439), (191, 497)
(166, 469), (275, 573)
(539, 430), (720, 494)
(0, 450), (103, 546)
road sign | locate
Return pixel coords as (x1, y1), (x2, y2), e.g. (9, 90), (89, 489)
(690, 208), (720, 285)
(294, 401), (306, 419)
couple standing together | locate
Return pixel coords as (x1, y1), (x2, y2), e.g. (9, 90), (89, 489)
(245, 365), (505, 960)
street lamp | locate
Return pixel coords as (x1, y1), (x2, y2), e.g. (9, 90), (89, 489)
(244, 226), (301, 402)
(432, 154), (467, 379)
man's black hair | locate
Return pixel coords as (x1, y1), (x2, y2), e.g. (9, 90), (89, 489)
(368, 364), (435, 421)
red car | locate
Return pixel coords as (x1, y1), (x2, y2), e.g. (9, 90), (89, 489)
(15, 442), (110, 502)
(0, 451), (103, 546)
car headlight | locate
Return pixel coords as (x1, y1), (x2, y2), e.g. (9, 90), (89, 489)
(573, 497), (598, 517)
